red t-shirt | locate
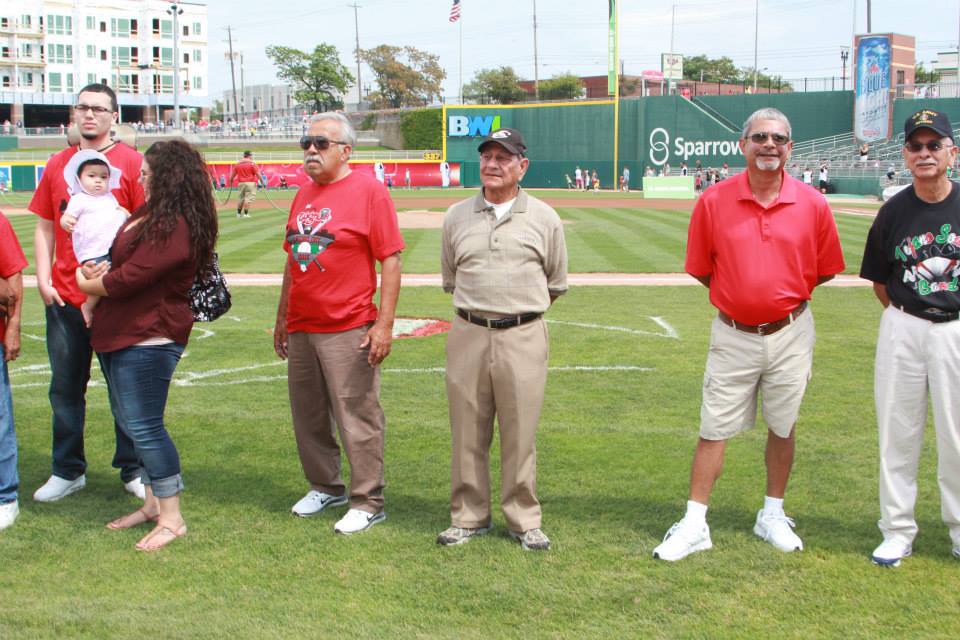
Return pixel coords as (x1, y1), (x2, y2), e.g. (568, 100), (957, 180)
(0, 212), (28, 337)
(92, 213), (196, 353)
(283, 171), (405, 333)
(232, 159), (260, 183)
(685, 170), (845, 325)
(28, 143), (145, 308)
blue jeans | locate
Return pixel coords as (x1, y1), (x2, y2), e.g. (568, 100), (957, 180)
(45, 303), (139, 482)
(0, 348), (18, 504)
(98, 343), (185, 498)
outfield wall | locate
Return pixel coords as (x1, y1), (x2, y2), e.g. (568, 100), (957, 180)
(445, 93), (858, 189)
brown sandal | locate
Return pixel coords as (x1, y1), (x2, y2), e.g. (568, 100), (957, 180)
(106, 508), (159, 530)
(136, 524), (187, 551)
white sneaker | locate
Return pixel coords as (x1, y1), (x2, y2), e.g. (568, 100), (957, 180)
(871, 539), (912, 567)
(653, 518), (713, 561)
(334, 508), (385, 534)
(0, 500), (19, 530)
(124, 477), (146, 501)
(753, 509), (803, 552)
(33, 475), (86, 502)
(291, 490), (348, 517)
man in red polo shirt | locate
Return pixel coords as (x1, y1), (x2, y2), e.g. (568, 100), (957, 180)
(228, 150), (260, 218)
(653, 108), (845, 562)
(28, 83), (146, 503)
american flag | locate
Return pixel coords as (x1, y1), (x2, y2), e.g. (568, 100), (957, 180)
(449, 0), (461, 23)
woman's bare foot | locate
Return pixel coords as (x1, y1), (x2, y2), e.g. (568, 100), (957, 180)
(135, 521), (187, 551)
(106, 507), (159, 530)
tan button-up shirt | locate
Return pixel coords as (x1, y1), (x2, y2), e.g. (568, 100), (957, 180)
(441, 189), (568, 315)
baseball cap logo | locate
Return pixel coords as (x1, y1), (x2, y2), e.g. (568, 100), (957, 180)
(492, 130), (511, 139)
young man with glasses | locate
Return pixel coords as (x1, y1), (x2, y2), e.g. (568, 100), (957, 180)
(860, 109), (960, 567)
(653, 108), (844, 561)
(28, 83), (146, 503)
(275, 112), (404, 535)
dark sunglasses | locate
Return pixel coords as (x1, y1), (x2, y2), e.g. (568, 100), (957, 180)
(299, 135), (348, 151)
(904, 140), (954, 153)
(747, 132), (790, 145)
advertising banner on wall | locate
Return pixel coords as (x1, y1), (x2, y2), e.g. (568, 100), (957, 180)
(855, 35), (892, 142)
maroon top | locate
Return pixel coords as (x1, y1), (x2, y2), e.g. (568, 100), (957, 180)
(91, 211), (196, 353)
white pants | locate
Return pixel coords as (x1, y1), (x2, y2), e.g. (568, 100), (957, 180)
(875, 306), (960, 547)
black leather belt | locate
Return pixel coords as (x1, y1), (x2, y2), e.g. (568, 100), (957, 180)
(456, 308), (542, 329)
(896, 305), (960, 323)
(718, 301), (807, 336)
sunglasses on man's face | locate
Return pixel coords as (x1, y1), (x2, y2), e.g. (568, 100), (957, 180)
(904, 140), (954, 153)
(299, 136), (348, 151)
(747, 132), (790, 145)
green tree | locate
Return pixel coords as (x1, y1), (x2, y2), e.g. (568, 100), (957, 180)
(265, 44), (353, 112)
(361, 45), (446, 108)
(463, 67), (527, 104)
(682, 55), (741, 83)
(915, 62), (940, 84)
(740, 67), (792, 91)
(538, 73), (582, 100)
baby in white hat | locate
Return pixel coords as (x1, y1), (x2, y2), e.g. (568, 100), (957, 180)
(60, 149), (130, 326)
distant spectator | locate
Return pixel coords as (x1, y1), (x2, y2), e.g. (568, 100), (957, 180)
(859, 142), (870, 163)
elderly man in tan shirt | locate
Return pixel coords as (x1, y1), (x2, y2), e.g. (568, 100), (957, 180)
(438, 128), (568, 550)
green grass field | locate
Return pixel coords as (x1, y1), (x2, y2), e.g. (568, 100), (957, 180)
(2, 192), (956, 638)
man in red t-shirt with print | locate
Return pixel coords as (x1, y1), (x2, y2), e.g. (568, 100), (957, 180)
(28, 83), (146, 503)
(653, 108), (845, 562)
(228, 150), (260, 218)
(274, 112), (403, 535)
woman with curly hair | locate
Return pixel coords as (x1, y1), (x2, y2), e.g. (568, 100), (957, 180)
(77, 139), (218, 551)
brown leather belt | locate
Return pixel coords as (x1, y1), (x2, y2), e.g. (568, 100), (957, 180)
(456, 308), (542, 329)
(718, 301), (807, 336)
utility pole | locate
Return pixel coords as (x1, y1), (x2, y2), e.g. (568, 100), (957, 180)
(533, 0), (539, 100)
(225, 26), (240, 126)
(866, 0), (872, 32)
(240, 52), (246, 120)
(669, 4), (676, 95)
(841, 48), (849, 91)
(349, 3), (362, 108)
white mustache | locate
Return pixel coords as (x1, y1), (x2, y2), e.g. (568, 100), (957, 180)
(304, 154), (324, 165)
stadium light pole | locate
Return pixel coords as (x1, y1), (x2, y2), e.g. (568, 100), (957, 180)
(349, 3), (362, 109)
(167, 2), (184, 130)
(533, 0), (540, 101)
(840, 48), (849, 91)
(753, 0), (759, 92)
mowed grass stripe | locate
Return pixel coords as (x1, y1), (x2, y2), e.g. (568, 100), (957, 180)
(561, 207), (688, 272)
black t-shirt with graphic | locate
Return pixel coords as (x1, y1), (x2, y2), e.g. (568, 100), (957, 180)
(860, 182), (960, 318)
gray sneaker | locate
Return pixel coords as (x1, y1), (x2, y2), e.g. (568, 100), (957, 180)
(509, 527), (551, 551)
(436, 525), (492, 546)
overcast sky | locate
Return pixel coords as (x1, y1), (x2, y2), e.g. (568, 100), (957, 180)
(205, 0), (960, 102)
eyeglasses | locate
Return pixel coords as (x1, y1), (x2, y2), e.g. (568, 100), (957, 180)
(299, 136), (349, 151)
(747, 132), (790, 145)
(74, 104), (113, 115)
(904, 140), (954, 153)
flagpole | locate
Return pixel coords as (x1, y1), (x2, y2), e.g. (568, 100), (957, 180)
(459, 16), (463, 103)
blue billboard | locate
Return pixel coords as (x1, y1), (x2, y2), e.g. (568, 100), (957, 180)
(855, 35), (892, 142)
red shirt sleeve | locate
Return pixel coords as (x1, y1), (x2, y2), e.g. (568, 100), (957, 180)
(684, 195), (714, 277)
(816, 200), (846, 276)
(28, 157), (58, 220)
(367, 187), (405, 261)
(0, 214), (28, 277)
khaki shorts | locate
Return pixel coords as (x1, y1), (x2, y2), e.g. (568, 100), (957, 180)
(699, 309), (815, 440)
(238, 181), (257, 205)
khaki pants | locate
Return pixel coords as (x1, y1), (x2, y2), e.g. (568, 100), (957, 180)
(445, 314), (549, 532)
(238, 181), (257, 206)
(287, 326), (385, 512)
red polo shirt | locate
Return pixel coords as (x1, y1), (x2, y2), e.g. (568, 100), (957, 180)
(685, 170), (845, 325)
(232, 159), (260, 183)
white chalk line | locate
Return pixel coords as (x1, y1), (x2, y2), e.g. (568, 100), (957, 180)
(547, 317), (679, 339)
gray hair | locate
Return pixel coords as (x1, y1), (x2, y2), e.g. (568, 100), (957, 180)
(741, 107), (792, 140)
(309, 111), (357, 147)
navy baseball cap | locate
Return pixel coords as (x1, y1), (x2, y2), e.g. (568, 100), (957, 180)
(478, 128), (527, 156)
(904, 109), (954, 141)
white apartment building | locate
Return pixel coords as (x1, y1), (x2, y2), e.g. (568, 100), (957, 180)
(0, 0), (209, 127)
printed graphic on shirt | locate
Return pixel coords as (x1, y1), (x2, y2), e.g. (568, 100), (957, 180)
(895, 223), (960, 295)
(287, 205), (335, 272)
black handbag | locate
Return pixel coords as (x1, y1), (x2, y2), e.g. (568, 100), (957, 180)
(189, 253), (232, 322)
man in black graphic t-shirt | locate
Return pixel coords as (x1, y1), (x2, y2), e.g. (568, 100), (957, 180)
(860, 109), (960, 567)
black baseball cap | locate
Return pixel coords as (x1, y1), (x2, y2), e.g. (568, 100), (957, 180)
(243, 150), (253, 157)
(478, 128), (527, 156)
(904, 109), (954, 141)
